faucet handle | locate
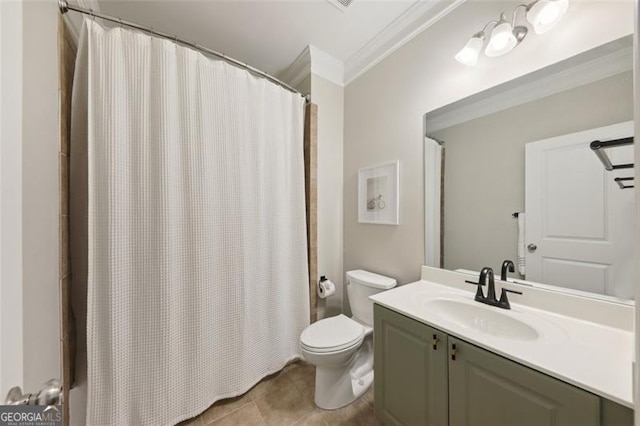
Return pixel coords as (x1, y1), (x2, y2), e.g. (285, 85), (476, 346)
(498, 288), (523, 310)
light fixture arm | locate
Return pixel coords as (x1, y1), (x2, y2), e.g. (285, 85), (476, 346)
(470, 11), (514, 39)
(464, 20), (497, 42)
(479, 20), (498, 36)
(511, 4), (529, 26)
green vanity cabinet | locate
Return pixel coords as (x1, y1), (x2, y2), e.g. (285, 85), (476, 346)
(374, 304), (633, 426)
(601, 399), (634, 426)
(374, 303), (449, 425)
(447, 337), (599, 426)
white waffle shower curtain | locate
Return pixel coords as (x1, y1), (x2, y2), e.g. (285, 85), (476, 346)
(81, 21), (309, 425)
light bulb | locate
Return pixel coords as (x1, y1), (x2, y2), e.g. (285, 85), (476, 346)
(455, 35), (484, 66)
(485, 20), (517, 57)
(527, 0), (569, 34)
(491, 31), (511, 51)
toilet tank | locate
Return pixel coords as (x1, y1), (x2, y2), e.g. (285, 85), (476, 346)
(346, 270), (397, 326)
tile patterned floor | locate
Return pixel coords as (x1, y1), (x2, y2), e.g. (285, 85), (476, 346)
(178, 361), (380, 426)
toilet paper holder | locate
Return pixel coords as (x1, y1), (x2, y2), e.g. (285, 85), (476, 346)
(319, 276), (328, 295)
(318, 276), (335, 298)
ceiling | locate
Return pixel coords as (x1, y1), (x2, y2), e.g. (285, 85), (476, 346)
(94, 0), (454, 84)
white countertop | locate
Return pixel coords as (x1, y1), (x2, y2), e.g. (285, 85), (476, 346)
(370, 278), (634, 408)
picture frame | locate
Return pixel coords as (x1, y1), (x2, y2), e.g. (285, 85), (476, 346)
(358, 160), (399, 225)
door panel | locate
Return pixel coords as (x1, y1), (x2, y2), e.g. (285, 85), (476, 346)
(601, 398), (634, 426)
(448, 338), (600, 426)
(374, 304), (448, 426)
(525, 121), (634, 298)
(543, 144), (606, 239)
(542, 258), (608, 294)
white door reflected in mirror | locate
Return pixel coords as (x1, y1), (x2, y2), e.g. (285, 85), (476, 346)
(525, 121), (635, 299)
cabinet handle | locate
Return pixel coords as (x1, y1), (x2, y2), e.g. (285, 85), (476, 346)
(451, 343), (457, 361)
(432, 334), (439, 350)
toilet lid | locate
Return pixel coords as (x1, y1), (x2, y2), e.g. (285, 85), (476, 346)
(300, 314), (365, 352)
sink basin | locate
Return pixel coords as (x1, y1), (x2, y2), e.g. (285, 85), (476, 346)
(424, 298), (540, 341)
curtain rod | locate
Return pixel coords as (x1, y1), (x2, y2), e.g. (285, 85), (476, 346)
(58, 0), (306, 99)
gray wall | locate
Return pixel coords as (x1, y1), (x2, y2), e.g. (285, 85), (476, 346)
(310, 75), (345, 318)
(22, 0), (61, 391)
(0, 0), (24, 395)
(0, 0), (62, 398)
(432, 72), (633, 274)
(343, 1), (633, 286)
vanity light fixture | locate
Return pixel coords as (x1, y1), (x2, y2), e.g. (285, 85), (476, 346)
(527, 0), (569, 34)
(485, 13), (518, 57)
(455, 0), (568, 66)
(454, 33), (485, 66)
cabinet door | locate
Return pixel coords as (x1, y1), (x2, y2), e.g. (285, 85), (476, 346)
(601, 399), (633, 426)
(374, 304), (448, 426)
(448, 338), (600, 426)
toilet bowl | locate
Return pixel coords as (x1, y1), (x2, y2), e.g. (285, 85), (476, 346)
(300, 270), (396, 410)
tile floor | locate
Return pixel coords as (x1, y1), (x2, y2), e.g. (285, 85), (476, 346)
(178, 361), (380, 426)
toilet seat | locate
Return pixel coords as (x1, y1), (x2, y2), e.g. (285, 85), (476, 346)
(300, 314), (365, 353)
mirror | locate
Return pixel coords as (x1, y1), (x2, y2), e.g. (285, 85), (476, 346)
(424, 36), (635, 304)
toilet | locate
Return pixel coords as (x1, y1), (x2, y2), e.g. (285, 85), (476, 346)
(300, 270), (397, 410)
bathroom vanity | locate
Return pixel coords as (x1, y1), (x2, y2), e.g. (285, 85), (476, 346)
(371, 267), (634, 426)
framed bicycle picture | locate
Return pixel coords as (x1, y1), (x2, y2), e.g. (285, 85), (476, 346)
(358, 160), (399, 225)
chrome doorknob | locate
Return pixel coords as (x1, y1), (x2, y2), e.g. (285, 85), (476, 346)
(36, 379), (62, 405)
(527, 243), (537, 251)
(5, 387), (29, 405)
(4, 379), (61, 405)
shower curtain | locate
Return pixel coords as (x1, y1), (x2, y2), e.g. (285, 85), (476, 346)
(73, 20), (309, 425)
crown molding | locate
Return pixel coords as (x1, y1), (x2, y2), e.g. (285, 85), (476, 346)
(280, 1), (465, 88)
(425, 38), (633, 133)
(309, 46), (344, 86)
(344, 0), (466, 85)
(279, 46), (312, 88)
(280, 45), (344, 87)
